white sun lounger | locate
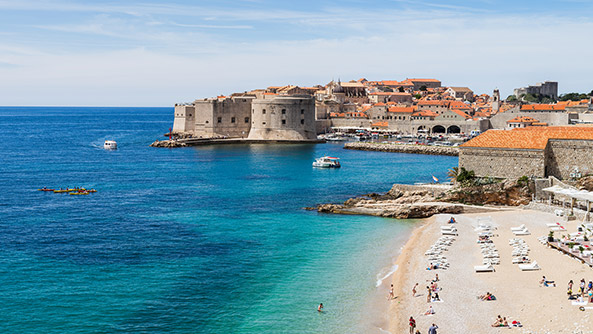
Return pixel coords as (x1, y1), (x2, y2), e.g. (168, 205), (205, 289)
(442, 231), (458, 236)
(474, 264), (495, 272)
(513, 230), (531, 236)
(511, 224), (526, 231)
(519, 261), (540, 271)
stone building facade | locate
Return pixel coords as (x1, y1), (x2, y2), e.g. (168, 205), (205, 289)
(459, 127), (593, 180)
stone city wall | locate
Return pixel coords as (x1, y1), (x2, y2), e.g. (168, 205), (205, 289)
(546, 139), (593, 179)
(459, 147), (546, 179)
(489, 112), (571, 129)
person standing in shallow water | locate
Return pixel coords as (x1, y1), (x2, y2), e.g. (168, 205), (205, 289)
(317, 303), (323, 312)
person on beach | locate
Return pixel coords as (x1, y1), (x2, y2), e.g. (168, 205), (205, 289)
(388, 284), (395, 300)
(412, 283), (418, 297)
(568, 280), (574, 298)
(428, 323), (438, 334)
(540, 276), (556, 287)
(424, 305), (435, 315)
(502, 317), (509, 327)
(317, 303), (323, 312)
(432, 292), (440, 302)
(426, 286), (432, 303)
(448, 216), (456, 224)
(491, 315), (503, 327)
(409, 316), (416, 334)
(434, 274), (439, 282)
(580, 278), (586, 295)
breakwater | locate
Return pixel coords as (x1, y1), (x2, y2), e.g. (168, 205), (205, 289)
(344, 142), (459, 156)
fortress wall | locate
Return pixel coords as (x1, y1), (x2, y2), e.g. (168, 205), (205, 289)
(459, 147), (545, 179)
(489, 112), (570, 129)
(248, 96), (317, 140)
(173, 105), (195, 133)
(546, 139), (593, 179)
(193, 97), (253, 138)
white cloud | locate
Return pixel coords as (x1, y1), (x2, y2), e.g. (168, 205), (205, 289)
(0, 5), (592, 106)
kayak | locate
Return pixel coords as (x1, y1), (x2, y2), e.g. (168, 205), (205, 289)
(38, 188), (55, 192)
(54, 189), (75, 193)
(69, 192), (90, 196)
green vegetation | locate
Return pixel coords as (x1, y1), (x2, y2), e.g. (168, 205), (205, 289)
(517, 176), (529, 187)
(413, 93), (422, 99)
(520, 93), (555, 103)
(398, 86), (405, 93)
(506, 95), (518, 102)
(559, 92), (591, 101)
(419, 85), (427, 91)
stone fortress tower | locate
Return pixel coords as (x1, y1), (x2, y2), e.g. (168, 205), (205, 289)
(248, 96), (316, 141)
(173, 95), (317, 141)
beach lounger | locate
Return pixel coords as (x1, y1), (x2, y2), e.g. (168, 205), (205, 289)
(474, 264), (495, 272)
(572, 300), (588, 306)
(511, 224), (526, 231)
(519, 261), (540, 271)
(441, 231), (458, 236)
(513, 230), (530, 236)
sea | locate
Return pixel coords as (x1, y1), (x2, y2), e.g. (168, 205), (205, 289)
(0, 107), (457, 333)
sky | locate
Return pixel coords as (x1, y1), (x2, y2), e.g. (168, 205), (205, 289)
(0, 0), (592, 106)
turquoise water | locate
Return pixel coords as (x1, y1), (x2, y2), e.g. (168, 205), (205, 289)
(0, 107), (457, 333)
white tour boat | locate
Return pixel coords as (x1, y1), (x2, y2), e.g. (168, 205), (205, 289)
(104, 140), (118, 150)
(312, 156), (341, 168)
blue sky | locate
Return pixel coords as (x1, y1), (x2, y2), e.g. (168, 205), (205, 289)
(0, 0), (592, 106)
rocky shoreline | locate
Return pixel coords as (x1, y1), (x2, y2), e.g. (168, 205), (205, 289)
(344, 142), (459, 156)
(308, 180), (532, 219)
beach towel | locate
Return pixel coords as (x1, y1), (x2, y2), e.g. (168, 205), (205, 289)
(572, 300), (588, 306)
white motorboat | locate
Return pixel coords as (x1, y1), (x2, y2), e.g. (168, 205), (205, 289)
(104, 140), (117, 150)
(312, 156), (341, 168)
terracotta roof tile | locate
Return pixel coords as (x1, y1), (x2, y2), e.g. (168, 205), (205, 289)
(461, 127), (593, 150)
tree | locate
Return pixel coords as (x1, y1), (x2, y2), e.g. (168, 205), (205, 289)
(413, 94), (422, 99)
(506, 95), (517, 102)
(560, 92), (589, 101)
(447, 167), (459, 182)
(419, 85), (427, 91)
(398, 86), (405, 93)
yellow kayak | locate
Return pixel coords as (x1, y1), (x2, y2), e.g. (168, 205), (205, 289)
(54, 189), (73, 193)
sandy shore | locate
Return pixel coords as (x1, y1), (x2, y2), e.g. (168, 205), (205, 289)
(387, 209), (593, 334)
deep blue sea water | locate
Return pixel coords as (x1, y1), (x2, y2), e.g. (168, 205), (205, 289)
(0, 107), (457, 333)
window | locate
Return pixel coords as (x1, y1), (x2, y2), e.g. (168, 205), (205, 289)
(205, 120), (209, 124)
(263, 109), (266, 114)
(300, 119), (304, 125)
(301, 109), (304, 114)
(245, 117), (249, 123)
(231, 117), (235, 123)
(282, 119), (286, 125)
(262, 122), (266, 125)
(282, 109), (286, 114)
(217, 117), (222, 123)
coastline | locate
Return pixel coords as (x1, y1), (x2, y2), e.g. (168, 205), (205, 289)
(384, 210), (593, 334)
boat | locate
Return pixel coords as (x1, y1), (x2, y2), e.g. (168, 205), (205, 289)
(53, 189), (75, 193)
(104, 140), (117, 150)
(312, 156), (341, 168)
(38, 188), (55, 192)
(69, 191), (90, 196)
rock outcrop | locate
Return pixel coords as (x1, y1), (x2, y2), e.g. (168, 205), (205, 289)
(150, 140), (187, 148)
(310, 179), (531, 219)
(576, 176), (593, 191)
(344, 142), (459, 156)
(442, 179), (532, 206)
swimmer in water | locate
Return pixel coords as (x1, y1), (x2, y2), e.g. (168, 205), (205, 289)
(318, 303), (323, 312)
